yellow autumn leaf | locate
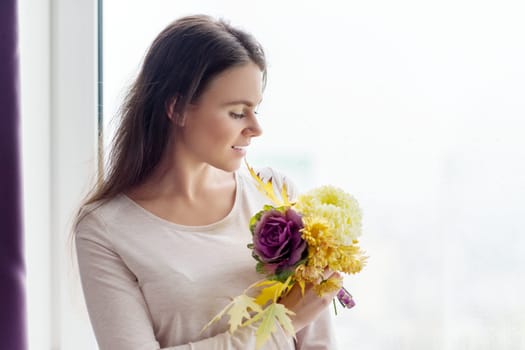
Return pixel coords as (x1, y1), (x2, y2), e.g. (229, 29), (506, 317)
(255, 284), (279, 306)
(245, 160), (286, 206)
(254, 281), (283, 306)
(281, 181), (291, 206)
(254, 276), (293, 306)
(272, 303), (296, 337)
(243, 302), (296, 349)
(201, 294), (263, 334)
(226, 295), (263, 333)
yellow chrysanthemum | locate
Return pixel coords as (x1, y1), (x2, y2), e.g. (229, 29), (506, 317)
(294, 186), (362, 245)
(330, 244), (367, 274)
(313, 275), (343, 296)
(294, 264), (323, 292)
(300, 217), (334, 248)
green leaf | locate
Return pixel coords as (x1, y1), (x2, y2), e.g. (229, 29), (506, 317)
(273, 267), (294, 283)
(255, 261), (266, 274)
(262, 204), (277, 211)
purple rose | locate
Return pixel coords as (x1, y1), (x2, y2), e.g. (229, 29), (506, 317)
(252, 208), (307, 276)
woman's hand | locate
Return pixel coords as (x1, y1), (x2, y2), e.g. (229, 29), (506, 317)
(278, 270), (341, 333)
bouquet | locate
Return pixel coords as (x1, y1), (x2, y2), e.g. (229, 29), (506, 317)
(203, 162), (367, 348)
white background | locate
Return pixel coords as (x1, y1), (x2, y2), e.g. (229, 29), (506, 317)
(20, 0), (525, 349)
(103, 1), (525, 348)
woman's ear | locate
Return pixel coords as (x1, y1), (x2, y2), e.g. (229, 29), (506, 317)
(166, 96), (186, 126)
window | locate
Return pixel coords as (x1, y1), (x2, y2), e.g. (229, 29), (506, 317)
(102, 2), (525, 348)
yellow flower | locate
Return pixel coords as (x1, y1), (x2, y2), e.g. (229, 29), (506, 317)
(300, 217), (333, 248)
(294, 186), (362, 245)
(313, 275), (343, 296)
(288, 186), (368, 297)
(334, 244), (367, 274)
(294, 264), (324, 294)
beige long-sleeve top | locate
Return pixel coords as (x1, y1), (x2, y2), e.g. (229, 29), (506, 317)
(75, 168), (337, 350)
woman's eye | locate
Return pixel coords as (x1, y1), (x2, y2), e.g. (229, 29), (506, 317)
(230, 112), (245, 119)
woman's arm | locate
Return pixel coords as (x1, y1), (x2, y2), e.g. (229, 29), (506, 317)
(277, 274), (339, 350)
(294, 308), (337, 350)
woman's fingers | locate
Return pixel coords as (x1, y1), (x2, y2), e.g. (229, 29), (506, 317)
(279, 274), (343, 333)
(320, 268), (341, 282)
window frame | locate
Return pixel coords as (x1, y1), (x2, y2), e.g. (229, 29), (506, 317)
(20, 0), (100, 348)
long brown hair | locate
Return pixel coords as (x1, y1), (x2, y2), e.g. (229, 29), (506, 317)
(74, 15), (267, 225)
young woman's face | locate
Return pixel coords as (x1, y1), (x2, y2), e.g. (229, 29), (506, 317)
(176, 62), (264, 172)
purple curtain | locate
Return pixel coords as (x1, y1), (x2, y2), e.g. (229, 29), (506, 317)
(0, 0), (27, 349)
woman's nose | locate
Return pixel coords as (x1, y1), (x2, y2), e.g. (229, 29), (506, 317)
(244, 115), (263, 137)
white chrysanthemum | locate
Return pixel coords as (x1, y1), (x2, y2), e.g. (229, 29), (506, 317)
(294, 185), (362, 245)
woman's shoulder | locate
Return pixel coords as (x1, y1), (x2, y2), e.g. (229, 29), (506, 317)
(74, 194), (128, 235)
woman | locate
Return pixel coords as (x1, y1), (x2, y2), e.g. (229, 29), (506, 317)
(75, 15), (339, 349)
